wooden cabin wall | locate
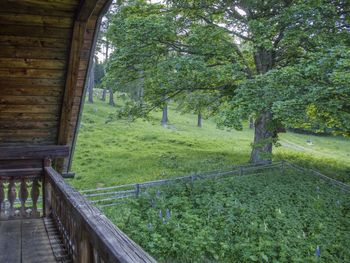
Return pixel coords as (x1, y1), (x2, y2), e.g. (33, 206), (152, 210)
(0, 0), (111, 172)
(0, 1), (79, 145)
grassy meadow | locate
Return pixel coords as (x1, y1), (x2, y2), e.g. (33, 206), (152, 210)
(69, 98), (350, 190)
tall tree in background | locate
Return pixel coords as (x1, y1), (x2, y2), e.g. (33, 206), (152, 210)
(105, 0), (349, 163)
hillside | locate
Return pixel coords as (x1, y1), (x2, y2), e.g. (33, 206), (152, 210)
(70, 100), (350, 189)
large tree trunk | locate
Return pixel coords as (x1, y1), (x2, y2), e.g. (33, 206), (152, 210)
(250, 111), (274, 164)
(197, 111), (202, 127)
(161, 104), (169, 127)
(249, 117), (254, 129)
(101, 88), (107, 101)
(87, 66), (94, 103)
(108, 87), (115, 106)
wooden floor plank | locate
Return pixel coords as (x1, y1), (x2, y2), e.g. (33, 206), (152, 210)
(21, 218), (57, 263)
(0, 218), (70, 263)
(0, 220), (21, 263)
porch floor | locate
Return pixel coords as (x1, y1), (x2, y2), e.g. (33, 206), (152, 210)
(0, 217), (71, 263)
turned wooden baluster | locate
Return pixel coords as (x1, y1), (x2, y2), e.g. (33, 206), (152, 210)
(0, 180), (4, 219)
(31, 178), (40, 217)
(19, 178), (29, 217)
(8, 179), (16, 217)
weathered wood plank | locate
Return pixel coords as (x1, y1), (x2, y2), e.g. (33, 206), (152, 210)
(0, 113), (59, 122)
(0, 220), (21, 263)
(0, 145), (69, 160)
(0, 121), (58, 130)
(21, 219), (58, 263)
(0, 95), (60, 105)
(0, 13), (73, 28)
(0, 25), (72, 39)
(0, 58), (66, 70)
(2, 0), (79, 12)
(0, 69), (65, 79)
(0, 160), (43, 170)
(0, 105), (60, 113)
(0, 47), (68, 59)
(0, 3), (74, 17)
(1, 87), (62, 96)
(0, 36), (70, 48)
(45, 167), (157, 263)
(0, 168), (42, 178)
(0, 78), (65, 87)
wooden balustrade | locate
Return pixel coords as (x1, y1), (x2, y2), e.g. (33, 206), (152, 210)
(44, 163), (156, 263)
(0, 170), (43, 220)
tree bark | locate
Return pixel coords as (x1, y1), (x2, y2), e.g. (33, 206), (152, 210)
(87, 65), (94, 103)
(101, 88), (106, 101)
(161, 104), (169, 127)
(249, 117), (254, 129)
(197, 111), (202, 127)
(250, 111), (274, 164)
(108, 87), (115, 106)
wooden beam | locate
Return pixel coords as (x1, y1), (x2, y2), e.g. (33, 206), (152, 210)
(77, 0), (99, 21)
(0, 145), (69, 160)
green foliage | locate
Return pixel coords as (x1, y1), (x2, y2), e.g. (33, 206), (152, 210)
(104, 169), (350, 262)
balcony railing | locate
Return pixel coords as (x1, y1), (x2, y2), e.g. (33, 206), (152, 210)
(0, 145), (156, 263)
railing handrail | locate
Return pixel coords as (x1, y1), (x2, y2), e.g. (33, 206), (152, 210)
(44, 166), (157, 263)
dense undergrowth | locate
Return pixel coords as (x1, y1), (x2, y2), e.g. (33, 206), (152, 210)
(104, 168), (350, 263)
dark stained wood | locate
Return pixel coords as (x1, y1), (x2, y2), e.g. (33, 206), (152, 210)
(0, 145), (69, 160)
(0, 159), (43, 170)
(2, 0), (79, 12)
(0, 25), (72, 39)
(77, 0), (99, 21)
(1, 87), (62, 96)
(0, 96), (60, 105)
(0, 78), (65, 87)
(0, 58), (66, 70)
(0, 220), (21, 263)
(0, 69), (65, 79)
(0, 47), (68, 59)
(0, 168), (42, 178)
(0, 13), (73, 28)
(0, 36), (70, 48)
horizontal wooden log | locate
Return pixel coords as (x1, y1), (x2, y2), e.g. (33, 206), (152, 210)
(0, 159), (43, 170)
(0, 78), (65, 87)
(0, 36), (70, 48)
(0, 129), (57, 139)
(0, 145), (69, 160)
(45, 167), (156, 263)
(0, 113), (59, 122)
(0, 58), (66, 70)
(0, 168), (42, 177)
(0, 14), (73, 28)
(0, 95), (61, 105)
(0, 25), (72, 39)
(1, 1), (79, 12)
(0, 104), (60, 113)
(1, 87), (63, 96)
(0, 69), (65, 79)
(0, 121), (58, 130)
(0, 47), (68, 60)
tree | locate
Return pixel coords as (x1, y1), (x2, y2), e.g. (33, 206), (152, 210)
(87, 61), (95, 103)
(105, 0), (349, 163)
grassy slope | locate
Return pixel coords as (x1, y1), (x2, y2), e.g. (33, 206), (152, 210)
(69, 100), (350, 189)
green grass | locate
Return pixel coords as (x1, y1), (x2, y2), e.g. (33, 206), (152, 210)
(104, 168), (350, 262)
(69, 99), (350, 189)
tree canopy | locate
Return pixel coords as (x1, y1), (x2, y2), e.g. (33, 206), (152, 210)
(104, 0), (350, 163)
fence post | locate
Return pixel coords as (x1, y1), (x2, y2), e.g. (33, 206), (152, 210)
(135, 184), (140, 197)
(281, 161), (285, 176)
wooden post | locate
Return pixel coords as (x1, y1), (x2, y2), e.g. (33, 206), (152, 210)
(43, 158), (52, 217)
(135, 184), (140, 197)
(239, 167), (243, 176)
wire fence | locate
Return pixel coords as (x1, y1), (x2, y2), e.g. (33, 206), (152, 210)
(81, 160), (350, 208)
